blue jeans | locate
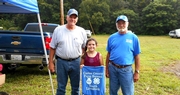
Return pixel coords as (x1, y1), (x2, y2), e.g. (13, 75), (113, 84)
(56, 58), (80, 95)
(108, 63), (134, 95)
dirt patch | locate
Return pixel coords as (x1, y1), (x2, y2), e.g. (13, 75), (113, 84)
(160, 61), (180, 78)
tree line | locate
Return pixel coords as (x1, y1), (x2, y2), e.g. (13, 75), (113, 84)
(0, 0), (180, 35)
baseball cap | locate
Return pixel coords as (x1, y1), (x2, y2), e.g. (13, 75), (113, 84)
(116, 15), (128, 22)
(67, 8), (78, 16)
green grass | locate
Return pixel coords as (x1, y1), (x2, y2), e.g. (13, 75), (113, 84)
(1, 35), (180, 95)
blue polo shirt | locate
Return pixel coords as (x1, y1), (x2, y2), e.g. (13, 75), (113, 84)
(106, 31), (141, 65)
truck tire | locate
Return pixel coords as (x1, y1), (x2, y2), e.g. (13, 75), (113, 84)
(2, 64), (16, 74)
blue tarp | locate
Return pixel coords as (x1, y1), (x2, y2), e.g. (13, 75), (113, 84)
(0, 0), (39, 13)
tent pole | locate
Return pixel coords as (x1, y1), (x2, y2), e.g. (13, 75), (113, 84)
(37, 14), (55, 95)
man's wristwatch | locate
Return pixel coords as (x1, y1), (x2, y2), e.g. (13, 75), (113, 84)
(135, 70), (139, 74)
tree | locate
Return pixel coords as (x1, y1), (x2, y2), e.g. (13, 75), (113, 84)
(38, 0), (60, 23)
(79, 0), (110, 34)
(1, 0), (180, 35)
(142, 2), (177, 35)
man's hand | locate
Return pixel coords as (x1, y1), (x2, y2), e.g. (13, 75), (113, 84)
(105, 68), (109, 78)
(133, 72), (139, 82)
(48, 62), (55, 73)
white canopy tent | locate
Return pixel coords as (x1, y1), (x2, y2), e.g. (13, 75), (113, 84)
(0, 0), (54, 94)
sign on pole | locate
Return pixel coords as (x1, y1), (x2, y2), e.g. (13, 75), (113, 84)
(82, 66), (105, 95)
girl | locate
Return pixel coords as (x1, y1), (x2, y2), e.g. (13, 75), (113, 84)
(80, 38), (104, 67)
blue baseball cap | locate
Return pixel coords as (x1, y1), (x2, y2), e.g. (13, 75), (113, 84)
(67, 8), (78, 16)
(116, 15), (128, 22)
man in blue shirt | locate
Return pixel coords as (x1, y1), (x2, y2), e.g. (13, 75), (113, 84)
(106, 15), (141, 95)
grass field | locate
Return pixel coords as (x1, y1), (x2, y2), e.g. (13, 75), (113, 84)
(1, 35), (180, 95)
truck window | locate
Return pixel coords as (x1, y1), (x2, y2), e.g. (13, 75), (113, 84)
(25, 25), (57, 33)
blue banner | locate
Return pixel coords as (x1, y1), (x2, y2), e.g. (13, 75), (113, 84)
(82, 66), (105, 95)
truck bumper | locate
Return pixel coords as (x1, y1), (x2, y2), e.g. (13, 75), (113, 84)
(0, 55), (48, 65)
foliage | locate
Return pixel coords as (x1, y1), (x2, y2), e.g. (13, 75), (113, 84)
(142, 2), (177, 35)
(0, 0), (180, 35)
(0, 19), (16, 30)
(79, 0), (110, 34)
(38, 0), (60, 24)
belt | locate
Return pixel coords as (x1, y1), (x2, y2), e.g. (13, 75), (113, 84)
(56, 56), (80, 61)
(109, 61), (131, 68)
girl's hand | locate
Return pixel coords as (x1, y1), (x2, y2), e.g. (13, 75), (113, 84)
(80, 65), (84, 69)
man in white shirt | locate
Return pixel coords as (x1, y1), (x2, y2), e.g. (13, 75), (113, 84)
(49, 8), (87, 95)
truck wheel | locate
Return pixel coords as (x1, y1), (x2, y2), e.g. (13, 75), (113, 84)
(2, 64), (16, 74)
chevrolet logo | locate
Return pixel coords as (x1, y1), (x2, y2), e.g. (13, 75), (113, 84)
(11, 41), (21, 45)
